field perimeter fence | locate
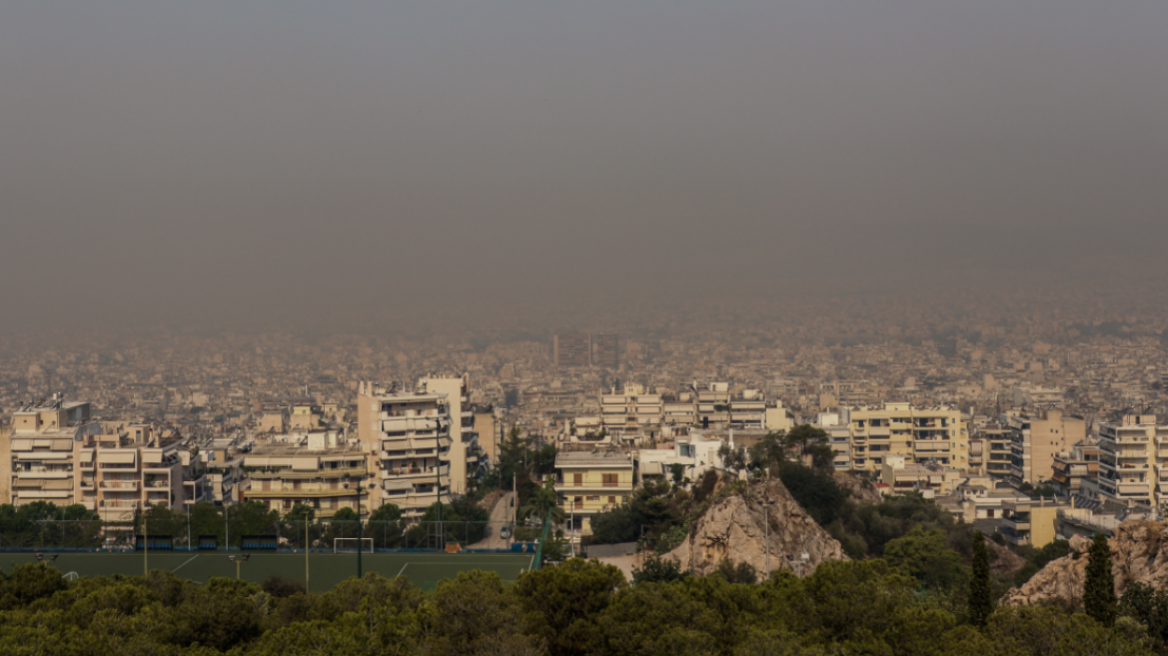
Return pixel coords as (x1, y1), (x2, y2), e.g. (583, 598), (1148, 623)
(0, 519), (531, 552)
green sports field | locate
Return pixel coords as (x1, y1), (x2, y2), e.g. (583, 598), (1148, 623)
(0, 551), (536, 593)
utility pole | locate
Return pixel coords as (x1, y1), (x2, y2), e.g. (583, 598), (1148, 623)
(305, 514), (310, 591)
(436, 418), (443, 551)
(143, 517), (148, 577)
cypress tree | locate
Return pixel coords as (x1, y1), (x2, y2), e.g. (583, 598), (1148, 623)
(968, 530), (993, 627)
(1084, 532), (1117, 627)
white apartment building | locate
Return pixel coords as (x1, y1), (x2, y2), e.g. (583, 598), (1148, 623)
(695, 382), (730, 429)
(420, 375), (481, 496)
(241, 430), (368, 518)
(1096, 412), (1168, 507)
(598, 384), (664, 437)
(357, 381), (452, 519)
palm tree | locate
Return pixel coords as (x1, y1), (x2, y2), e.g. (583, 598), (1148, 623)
(519, 478), (566, 525)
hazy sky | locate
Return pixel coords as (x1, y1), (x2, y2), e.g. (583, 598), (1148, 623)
(2, 1), (1165, 331)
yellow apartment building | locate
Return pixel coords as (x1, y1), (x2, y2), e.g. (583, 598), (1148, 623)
(847, 402), (968, 473)
(555, 450), (634, 533)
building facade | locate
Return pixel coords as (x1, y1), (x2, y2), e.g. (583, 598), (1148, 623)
(1096, 412), (1168, 507)
(845, 403), (968, 473)
(357, 382), (452, 519)
(1005, 409), (1086, 484)
(555, 450), (634, 533)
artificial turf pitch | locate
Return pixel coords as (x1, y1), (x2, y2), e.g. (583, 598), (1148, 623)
(0, 552), (536, 593)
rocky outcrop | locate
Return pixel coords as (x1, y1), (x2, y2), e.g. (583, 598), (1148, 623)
(666, 479), (847, 577)
(833, 472), (883, 506)
(1003, 520), (1168, 606)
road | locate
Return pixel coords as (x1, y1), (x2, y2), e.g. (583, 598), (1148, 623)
(468, 491), (515, 550)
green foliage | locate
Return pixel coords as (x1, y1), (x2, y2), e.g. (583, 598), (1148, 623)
(519, 478), (567, 525)
(0, 557), (1156, 656)
(1085, 533), (1117, 627)
(969, 531), (993, 627)
(512, 558), (627, 656)
(632, 555), (692, 584)
(1119, 582), (1168, 649)
(589, 479), (684, 548)
(711, 559), (758, 585)
(369, 503), (402, 522)
(776, 462), (847, 526)
(883, 526), (967, 591)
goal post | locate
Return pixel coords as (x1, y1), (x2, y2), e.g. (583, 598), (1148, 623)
(334, 537), (375, 554)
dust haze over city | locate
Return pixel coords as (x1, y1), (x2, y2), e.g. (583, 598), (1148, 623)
(2, 2), (1168, 650)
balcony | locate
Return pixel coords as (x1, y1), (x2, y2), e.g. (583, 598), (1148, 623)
(1002, 514), (1031, 531)
(99, 480), (139, 490)
(381, 465), (449, 481)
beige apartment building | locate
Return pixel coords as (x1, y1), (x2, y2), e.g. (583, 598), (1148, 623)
(847, 403), (968, 473)
(555, 450), (634, 533)
(1, 396), (197, 522)
(1096, 412), (1168, 507)
(420, 375), (481, 496)
(241, 430), (368, 518)
(357, 381), (452, 519)
(599, 384), (664, 435)
(1005, 408), (1086, 484)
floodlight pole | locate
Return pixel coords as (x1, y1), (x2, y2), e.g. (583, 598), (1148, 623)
(357, 474), (364, 578)
(305, 514), (310, 591)
(143, 516), (148, 577)
(436, 418), (444, 551)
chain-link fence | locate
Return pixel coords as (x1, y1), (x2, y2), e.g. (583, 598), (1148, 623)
(0, 518), (528, 552)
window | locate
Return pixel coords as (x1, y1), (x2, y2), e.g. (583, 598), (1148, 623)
(608, 496), (616, 504)
(573, 473), (583, 486)
(602, 473), (619, 486)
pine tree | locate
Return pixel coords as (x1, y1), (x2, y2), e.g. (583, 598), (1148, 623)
(968, 530), (993, 627)
(1084, 532), (1117, 627)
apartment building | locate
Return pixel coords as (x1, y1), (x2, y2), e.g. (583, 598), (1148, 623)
(1096, 412), (1168, 507)
(695, 382), (730, 429)
(356, 381), (452, 519)
(846, 403), (968, 473)
(1005, 408), (1086, 484)
(599, 384), (664, 436)
(555, 450), (634, 533)
(592, 333), (620, 369)
(420, 375), (481, 496)
(553, 333), (592, 367)
(729, 391), (766, 430)
(1050, 444), (1100, 495)
(999, 498), (1060, 548)
(241, 430), (368, 518)
(1, 396), (101, 508)
(80, 423), (189, 522)
(977, 427), (1013, 478)
(878, 456), (963, 498)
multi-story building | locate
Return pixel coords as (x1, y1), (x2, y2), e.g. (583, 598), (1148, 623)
(729, 391), (767, 430)
(695, 383), (730, 429)
(598, 384), (663, 437)
(978, 427), (1013, 478)
(1000, 498), (1061, 548)
(1050, 444), (1100, 495)
(591, 333), (620, 369)
(241, 430), (368, 518)
(555, 450), (634, 533)
(1005, 408), (1086, 484)
(553, 333), (592, 367)
(357, 381), (452, 519)
(420, 375), (481, 496)
(81, 423), (188, 522)
(846, 403), (968, 473)
(1096, 412), (1168, 507)
(1, 395), (102, 507)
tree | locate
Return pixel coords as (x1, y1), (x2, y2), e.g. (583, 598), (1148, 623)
(284, 503), (315, 523)
(712, 558), (758, 585)
(1085, 532), (1117, 627)
(369, 503), (402, 522)
(632, 555), (691, 584)
(969, 531), (992, 627)
(883, 526), (966, 591)
(519, 478), (566, 525)
(331, 507), (358, 522)
(512, 558), (627, 656)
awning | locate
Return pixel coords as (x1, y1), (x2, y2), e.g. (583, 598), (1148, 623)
(51, 440), (73, 451)
(143, 451), (164, 464)
(10, 439), (31, 451)
(97, 452), (136, 464)
(292, 457), (319, 471)
(15, 452), (70, 460)
(641, 461), (664, 476)
(382, 481), (413, 491)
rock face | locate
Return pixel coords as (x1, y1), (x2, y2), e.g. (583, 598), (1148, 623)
(666, 479), (847, 577)
(833, 472), (883, 506)
(1003, 520), (1168, 606)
